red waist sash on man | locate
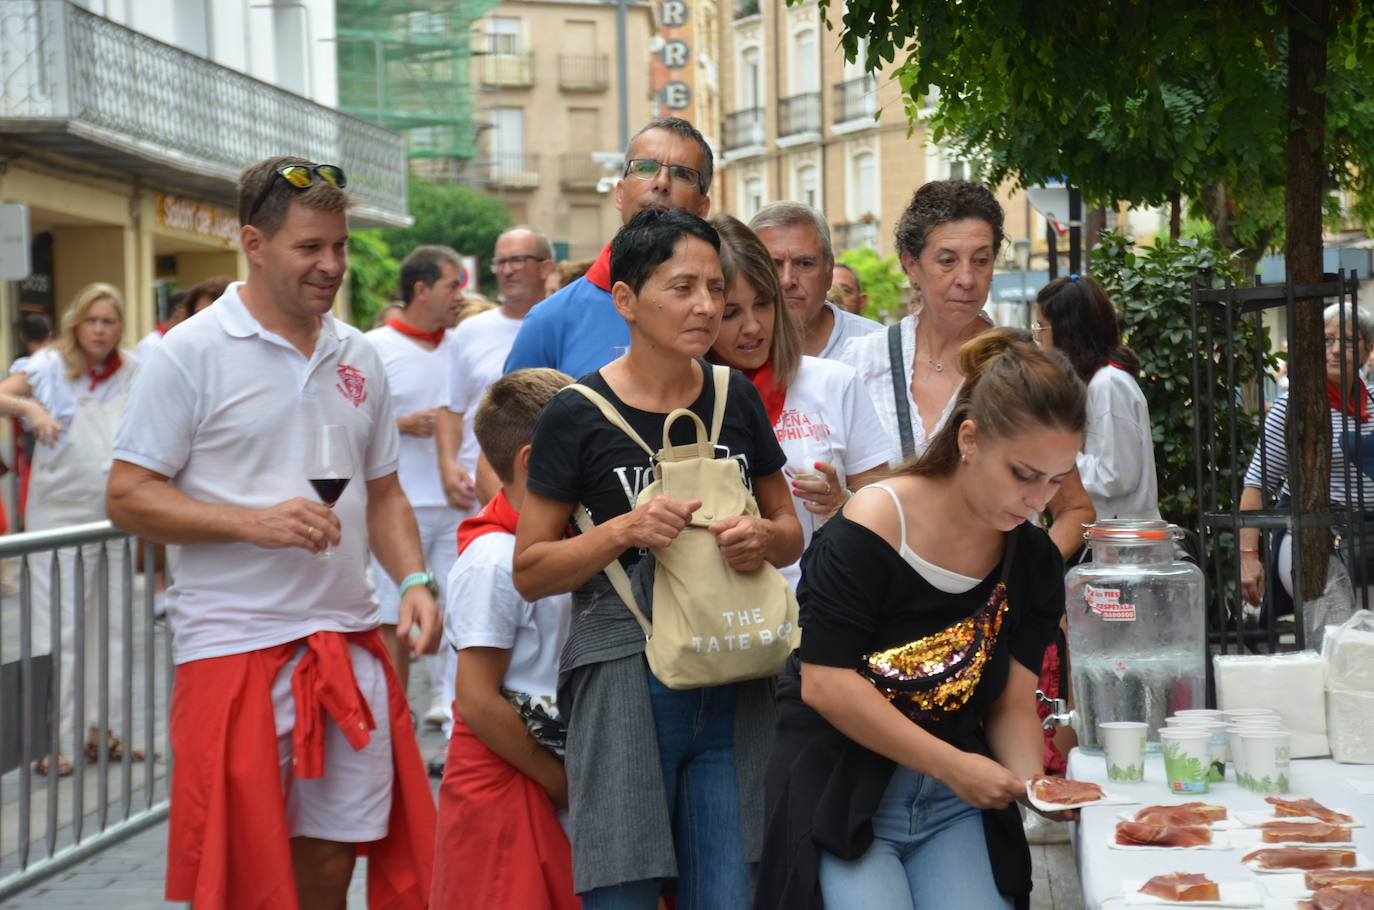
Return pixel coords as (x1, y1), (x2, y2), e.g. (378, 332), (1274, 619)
(166, 628), (435, 909)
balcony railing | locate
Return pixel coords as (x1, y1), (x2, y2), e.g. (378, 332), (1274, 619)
(835, 220), (881, 252)
(490, 152), (540, 188)
(834, 75), (879, 126)
(0, 0), (408, 227)
(482, 53), (534, 87)
(558, 54), (609, 92)
(724, 108), (766, 152)
(560, 153), (603, 190)
(778, 92), (822, 139)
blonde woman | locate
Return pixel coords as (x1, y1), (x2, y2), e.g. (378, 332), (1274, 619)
(0, 282), (142, 774)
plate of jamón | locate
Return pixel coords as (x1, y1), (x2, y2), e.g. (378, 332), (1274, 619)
(1112, 821), (1234, 850)
(1025, 775), (1137, 812)
(1241, 847), (1372, 873)
(1117, 873), (1261, 905)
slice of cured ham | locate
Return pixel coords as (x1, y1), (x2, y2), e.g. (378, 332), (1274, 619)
(1135, 804), (1228, 827)
(1242, 847), (1358, 870)
(1305, 870), (1374, 891)
(1300, 886), (1374, 910)
(1267, 797), (1356, 825)
(1261, 821), (1354, 843)
(1116, 821), (1213, 847)
(1030, 775), (1104, 805)
(1138, 872), (1220, 902)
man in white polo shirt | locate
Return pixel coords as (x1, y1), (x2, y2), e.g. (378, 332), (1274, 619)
(366, 244), (464, 716)
(107, 156), (441, 909)
(436, 225), (553, 508)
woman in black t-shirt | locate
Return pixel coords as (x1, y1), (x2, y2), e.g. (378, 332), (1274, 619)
(756, 329), (1086, 910)
(514, 208), (802, 909)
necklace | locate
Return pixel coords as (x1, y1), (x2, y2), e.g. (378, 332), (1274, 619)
(927, 354), (945, 373)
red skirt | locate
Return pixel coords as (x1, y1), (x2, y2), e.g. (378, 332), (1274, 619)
(432, 712), (580, 910)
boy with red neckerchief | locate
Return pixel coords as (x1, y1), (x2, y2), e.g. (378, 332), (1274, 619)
(433, 367), (579, 909)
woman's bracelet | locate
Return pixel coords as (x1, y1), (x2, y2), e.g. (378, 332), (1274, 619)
(1239, 547), (1260, 555)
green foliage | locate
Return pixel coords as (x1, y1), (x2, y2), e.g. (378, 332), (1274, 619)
(379, 176), (511, 294)
(346, 230), (400, 330)
(813, 0), (1374, 263)
(1091, 232), (1275, 533)
(837, 247), (909, 324)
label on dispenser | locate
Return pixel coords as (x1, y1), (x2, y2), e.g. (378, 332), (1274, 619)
(1086, 584), (1137, 621)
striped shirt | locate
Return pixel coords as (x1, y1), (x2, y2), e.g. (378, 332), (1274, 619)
(1242, 390), (1374, 509)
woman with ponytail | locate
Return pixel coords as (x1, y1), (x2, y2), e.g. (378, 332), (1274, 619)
(706, 214), (893, 588)
(1035, 274), (1160, 520)
(757, 329), (1086, 910)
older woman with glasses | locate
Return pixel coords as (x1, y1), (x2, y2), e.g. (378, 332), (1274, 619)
(1240, 302), (1374, 618)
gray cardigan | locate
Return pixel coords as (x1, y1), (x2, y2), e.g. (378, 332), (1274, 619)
(558, 571), (778, 894)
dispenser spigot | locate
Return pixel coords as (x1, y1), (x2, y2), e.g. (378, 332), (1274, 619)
(1036, 689), (1073, 731)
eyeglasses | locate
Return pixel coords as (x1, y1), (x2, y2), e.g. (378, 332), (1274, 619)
(1326, 334), (1365, 349)
(246, 163), (348, 225)
(490, 254), (547, 270)
(1031, 322), (1050, 335)
(624, 158), (704, 191)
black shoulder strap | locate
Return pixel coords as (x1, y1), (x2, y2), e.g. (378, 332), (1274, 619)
(888, 322), (916, 460)
(999, 526), (1021, 586)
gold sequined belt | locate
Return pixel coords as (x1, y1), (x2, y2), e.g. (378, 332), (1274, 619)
(858, 582), (1008, 725)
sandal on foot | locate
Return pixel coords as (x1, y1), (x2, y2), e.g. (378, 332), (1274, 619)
(34, 754), (73, 776)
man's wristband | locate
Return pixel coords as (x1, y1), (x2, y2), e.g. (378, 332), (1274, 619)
(399, 571), (439, 599)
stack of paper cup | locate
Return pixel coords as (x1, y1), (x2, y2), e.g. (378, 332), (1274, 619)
(1226, 711), (1283, 790)
(1240, 729), (1292, 794)
(1099, 722), (1149, 782)
(1165, 713), (1229, 780)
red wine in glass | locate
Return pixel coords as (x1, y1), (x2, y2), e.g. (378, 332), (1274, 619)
(309, 477), (350, 506)
(308, 425), (354, 559)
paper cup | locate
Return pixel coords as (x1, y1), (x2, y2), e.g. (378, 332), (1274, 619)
(1159, 727), (1212, 794)
(1240, 730), (1291, 794)
(1099, 722), (1148, 782)
(1227, 727), (1250, 786)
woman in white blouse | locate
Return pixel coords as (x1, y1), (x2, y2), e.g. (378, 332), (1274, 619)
(1033, 274), (1160, 521)
(0, 282), (141, 774)
(706, 215), (893, 587)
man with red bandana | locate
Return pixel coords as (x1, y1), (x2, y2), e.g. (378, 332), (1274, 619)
(503, 117), (713, 378)
(107, 155), (442, 910)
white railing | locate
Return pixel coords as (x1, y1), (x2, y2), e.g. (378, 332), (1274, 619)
(0, 0), (408, 226)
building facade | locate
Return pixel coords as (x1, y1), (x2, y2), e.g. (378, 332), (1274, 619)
(0, 0), (409, 357)
(468, 0), (655, 261)
(716, 0), (1039, 309)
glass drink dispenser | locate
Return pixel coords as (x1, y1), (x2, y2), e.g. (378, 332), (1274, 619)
(1064, 520), (1206, 753)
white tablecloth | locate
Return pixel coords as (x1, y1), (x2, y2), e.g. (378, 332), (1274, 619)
(1068, 749), (1374, 908)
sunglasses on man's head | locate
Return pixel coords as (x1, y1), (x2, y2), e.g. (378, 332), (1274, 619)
(246, 164), (348, 225)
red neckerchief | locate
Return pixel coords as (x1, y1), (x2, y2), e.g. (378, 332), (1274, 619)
(584, 243), (613, 292)
(387, 317), (446, 347)
(457, 488), (521, 556)
(87, 352), (122, 391)
(155, 322), (170, 336)
(743, 360), (788, 427)
(1328, 378), (1372, 420)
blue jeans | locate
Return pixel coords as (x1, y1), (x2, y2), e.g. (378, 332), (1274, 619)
(819, 765), (1011, 910)
(580, 667), (750, 910)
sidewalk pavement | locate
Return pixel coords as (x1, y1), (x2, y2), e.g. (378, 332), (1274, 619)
(1, 661), (1086, 910)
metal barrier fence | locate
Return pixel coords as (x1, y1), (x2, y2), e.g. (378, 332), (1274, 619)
(0, 521), (172, 900)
